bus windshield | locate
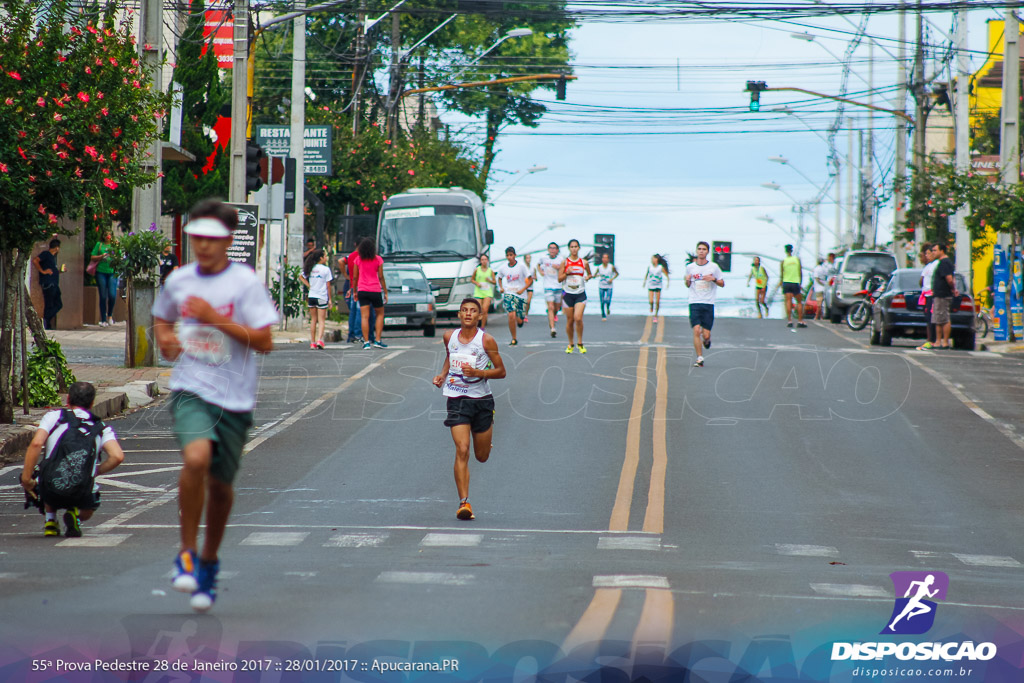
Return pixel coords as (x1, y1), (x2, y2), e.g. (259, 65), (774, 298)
(379, 205), (476, 258)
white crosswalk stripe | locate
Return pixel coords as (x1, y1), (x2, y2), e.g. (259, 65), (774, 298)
(240, 532), (310, 546)
(420, 533), (482, 547)
(952, 553), (1022, 568)
(775, 544), (839, 557)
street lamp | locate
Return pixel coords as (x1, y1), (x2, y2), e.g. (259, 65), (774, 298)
(453, 28), (534, 81)
(488, 165), (548, 204)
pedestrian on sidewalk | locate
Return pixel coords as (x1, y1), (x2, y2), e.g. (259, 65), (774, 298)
(685, 241), (724, 367)
(299, 248), (332, 349)
(159, 243), (179, 287)
(780, 244), (806, 328)
(352, 237), (388, 350)
(90, 231), (118, 327)
(338, 251), (370, 344)
(916, 243), (937, 350)
(153, 199), (279, 613)
(811, 258), (829, 320)
(33, 238), (62, 330)
(20, 381), (125, 538)
(930, 242), (958, 349)
(432, 297), (507, 521)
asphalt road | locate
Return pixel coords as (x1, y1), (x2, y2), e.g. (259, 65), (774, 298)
(2, 315), (1023, 682)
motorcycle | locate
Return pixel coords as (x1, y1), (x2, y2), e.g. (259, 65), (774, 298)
(845, 274), (888, 331)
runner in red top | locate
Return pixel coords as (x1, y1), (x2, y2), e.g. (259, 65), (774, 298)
(557, 239), (592, 354)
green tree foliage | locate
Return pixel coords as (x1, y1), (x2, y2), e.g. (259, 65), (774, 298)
(162, 0), (231, 214)
(0, 0), (168, 422)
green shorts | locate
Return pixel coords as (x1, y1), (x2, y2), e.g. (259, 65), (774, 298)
(170, 391), (254, 484)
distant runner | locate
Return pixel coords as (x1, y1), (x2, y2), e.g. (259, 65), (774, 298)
(523, 253), (535, 324)
(811, 258), (829, 320)
(558, 238), (592, 354)
(535, 242), (564, 338)
(643, 254), (670, 323)
(472, 254), (496, 329)
(495, 246), (532, 346)
(685, 241), (724, 367)
(780, 244), (806, 328)
(592, 252), (619, 320)
(432, 298), (507, 521)
(746, 256), (769, 318)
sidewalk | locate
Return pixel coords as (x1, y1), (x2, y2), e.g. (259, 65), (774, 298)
(978, 339), (1024, 353)
(0, 319), (347, 465)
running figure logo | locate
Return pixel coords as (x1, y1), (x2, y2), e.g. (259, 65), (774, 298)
(881, 571), (949, 635)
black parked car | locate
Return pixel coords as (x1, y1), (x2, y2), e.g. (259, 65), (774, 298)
(869, 268), (975, 349)
(382, 264), (437, 337)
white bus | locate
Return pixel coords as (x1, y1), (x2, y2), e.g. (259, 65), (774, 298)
(376, 188), (494, 318)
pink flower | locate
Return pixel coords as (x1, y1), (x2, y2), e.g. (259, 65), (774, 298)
(100, 107), (109, 116)
(18, 131), (25, 138)
(48, 214), (58, 224)
(96, 92), (104, 99)
(7, 71), (21, 80)
(84, 145), (98, 158)
(0, 162), (7, 173)
(408, 170), (415, 175)
(102, 178), (118, 189)
(38, 204), (46, 214)
(85, 67), (91, 74)
(53, 113), (62, 121)
(36, 97), (46, 107)
(3, 98), (12, 105)
(17, 147), (26, 159)
(77, 92), (90, 102)
(109, 57), (117, 66)
(89, 124), (99, 133)
(132, 80), (140, 88)
(57, 151), (68, 159)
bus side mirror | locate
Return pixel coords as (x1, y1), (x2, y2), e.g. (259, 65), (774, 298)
(485, 229), (494, 245)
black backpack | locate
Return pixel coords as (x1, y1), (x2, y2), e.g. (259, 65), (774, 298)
(38, 410), (105, 509)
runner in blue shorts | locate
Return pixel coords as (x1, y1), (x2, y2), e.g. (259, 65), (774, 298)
(684, 241), (724, 368)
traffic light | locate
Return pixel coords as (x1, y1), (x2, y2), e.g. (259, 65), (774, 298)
(712, 241), (732, 272)
(745, 81), (767, 112)
(245, 141), (265, 193)
(556, 76), (567, 101)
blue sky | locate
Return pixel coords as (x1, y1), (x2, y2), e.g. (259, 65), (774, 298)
(445, 8), (998, 279)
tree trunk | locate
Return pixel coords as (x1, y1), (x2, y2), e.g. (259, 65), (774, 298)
(0, 250), (26, 423)
(21, 285), (48, 349)
(125, 278), (136, 368)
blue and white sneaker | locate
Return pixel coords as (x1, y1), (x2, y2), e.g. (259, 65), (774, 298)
(362, 341), (372, 350)
(372, 340), (388, 349)
(190, 559), (219, 613)
(172, 549), (198, 593)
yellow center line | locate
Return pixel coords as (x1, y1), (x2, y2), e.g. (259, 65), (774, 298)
(608, 315), (653, 531)
(642, 320), (667, 534)
(632, 588), (676, 654)
(562, 588), (623, 653)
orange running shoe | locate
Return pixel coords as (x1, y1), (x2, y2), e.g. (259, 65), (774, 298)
(456, 500), (475, 521)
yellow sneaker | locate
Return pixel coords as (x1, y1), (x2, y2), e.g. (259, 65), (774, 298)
(565, 345), (574, 354)
(44, 520), (60, 537)
(456, 500), (475, 521)
(577, 344), (587, 354)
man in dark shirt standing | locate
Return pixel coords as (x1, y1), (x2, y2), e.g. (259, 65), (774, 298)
(32, 239), (62, 330)
(159, 244), (179, 286)
(930, 242), (958, 349)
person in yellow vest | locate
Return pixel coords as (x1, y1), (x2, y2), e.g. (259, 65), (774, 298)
(746, 256), (769, 318)
(780, 244), (806, 328)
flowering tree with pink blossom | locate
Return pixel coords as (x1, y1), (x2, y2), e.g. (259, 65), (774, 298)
(0, 0), (169, 422)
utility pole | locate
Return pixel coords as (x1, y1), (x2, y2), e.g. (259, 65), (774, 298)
(229, 0), (249, 202)
(1000, 11), (1020, 196)
(846, 119), (855, 246)
(132, 0), (163, 227)
(894, 1), (909, 265)
(288, 0), (307, 272)
(386, 13), (401, 139)
(912, 1), (926, 258)
(352, 0), (366, 136)
(857, 129), (866, 247)
(865, 38), (875, 248)
(953, 9), (971, 279)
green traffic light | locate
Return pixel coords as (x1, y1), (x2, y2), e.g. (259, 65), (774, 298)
(749, 101), (760, 112)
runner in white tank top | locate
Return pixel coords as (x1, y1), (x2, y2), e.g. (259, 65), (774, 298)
(558, 238), (592, 354)
(433, 297), (507, 521)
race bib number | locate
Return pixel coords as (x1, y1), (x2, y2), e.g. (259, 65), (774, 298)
(694, 279), (712, 292)
(179, 324), (231, 365)
(449, 352), (476, 376)
(567, 275), (584, 288)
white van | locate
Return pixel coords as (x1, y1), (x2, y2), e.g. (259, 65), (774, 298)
(376, 188), (493, 318)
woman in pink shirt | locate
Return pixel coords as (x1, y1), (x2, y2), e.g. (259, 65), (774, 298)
(352, 237), (388, 349)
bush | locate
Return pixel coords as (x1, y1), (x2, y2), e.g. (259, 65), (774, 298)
(270, 265), (307, 320)
(19, 340), (77, 407)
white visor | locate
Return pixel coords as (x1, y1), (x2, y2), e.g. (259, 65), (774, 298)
(183, 218), (232, 238)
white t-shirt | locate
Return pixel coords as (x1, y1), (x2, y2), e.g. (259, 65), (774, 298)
(152, 262), (280, 412)
(38, 409), (117, 492)
(812, 263), (829, 292)
(306, 263), (333, 300)
(536, 254), (564, 289)
(646, 265), (666, 290)
(921, 261), (938, 295)
(495, 260), (531, 300)
(596, 263), (616, 289)
(685, 261), (724, 305)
